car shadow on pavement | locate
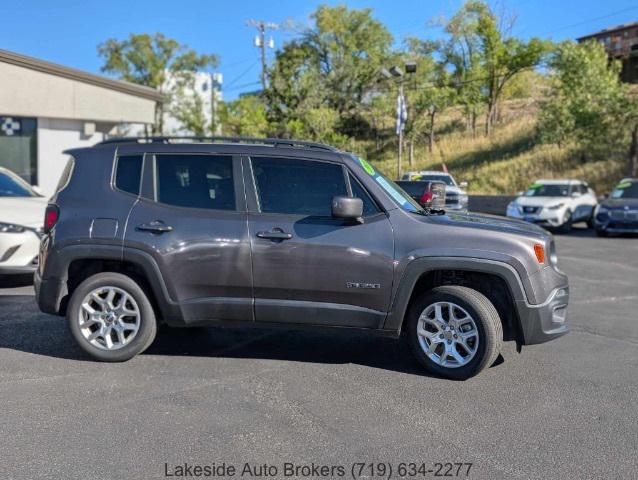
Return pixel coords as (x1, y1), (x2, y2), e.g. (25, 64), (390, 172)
(0, 295), (507, 379)
(146, 326), (506, 378)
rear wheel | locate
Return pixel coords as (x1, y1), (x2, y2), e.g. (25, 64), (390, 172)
(407, 286), (502, 380)
(67, 272), (157, 362)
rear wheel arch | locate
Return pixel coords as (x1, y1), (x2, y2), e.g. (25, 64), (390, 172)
(55, 246), (169, 320)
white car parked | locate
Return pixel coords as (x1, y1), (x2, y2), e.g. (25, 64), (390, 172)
(0, 167), (47, 276)
(506, 179), (597, 232)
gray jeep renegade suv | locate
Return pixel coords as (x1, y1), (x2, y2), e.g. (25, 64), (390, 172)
(34, 137), (569, 379)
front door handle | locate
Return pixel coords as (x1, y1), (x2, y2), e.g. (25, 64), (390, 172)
(136, 221), (173, 233)
(256, 230), (292, 240)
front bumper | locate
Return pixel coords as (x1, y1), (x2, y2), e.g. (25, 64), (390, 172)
(0, 230), (40, 275)
(516, 286), (570, 345)
(507, 208), (567, 228)
(593, 214), (638, 233)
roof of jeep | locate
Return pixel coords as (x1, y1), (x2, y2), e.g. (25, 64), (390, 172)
(94, 136), (342, 153)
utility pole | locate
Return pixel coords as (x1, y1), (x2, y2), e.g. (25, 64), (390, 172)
(247, 20), (279, 90)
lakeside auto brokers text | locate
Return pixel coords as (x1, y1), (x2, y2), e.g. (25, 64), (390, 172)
(164, 461), (474, 478)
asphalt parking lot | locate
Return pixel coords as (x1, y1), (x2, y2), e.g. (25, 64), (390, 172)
(1, 227), (637, 480)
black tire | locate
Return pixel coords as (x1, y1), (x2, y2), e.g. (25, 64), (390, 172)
(67, 272), (157, 362)
(595, 228), (608, 237)
(586, 214), (595, 229)
(406, 285), (502, 380)
(558, 210), (573, 233)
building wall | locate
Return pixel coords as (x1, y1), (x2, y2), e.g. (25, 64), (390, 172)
(36, 118), (113, 195)
(0, 61), (157, 124)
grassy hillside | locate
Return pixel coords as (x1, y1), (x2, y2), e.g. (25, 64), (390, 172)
(362, 99), (628, 195)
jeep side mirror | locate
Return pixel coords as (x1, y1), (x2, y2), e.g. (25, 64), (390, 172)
(517, 191), (524, 196)
(331, 196), (363, 220)
(604, 193), (610, 199)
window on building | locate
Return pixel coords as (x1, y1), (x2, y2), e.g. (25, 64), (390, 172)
(251, 157), (348, 216)
(155, 154), (235, 210)
(0, 116), (37, 185)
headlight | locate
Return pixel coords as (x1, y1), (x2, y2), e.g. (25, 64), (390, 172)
(546, 203), (565, 210)
(459, 194), (468, 205)
(0, 222), (26, 233)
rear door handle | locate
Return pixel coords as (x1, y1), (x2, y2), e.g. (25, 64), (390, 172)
(136, 221), (173, 233)
(256, 230), (292, 240)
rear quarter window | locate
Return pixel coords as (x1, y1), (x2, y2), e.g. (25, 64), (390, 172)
(54, 156), (75, 193)
(115, 155), (143, 196)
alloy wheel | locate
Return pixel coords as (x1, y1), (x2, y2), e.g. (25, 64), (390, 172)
(77, 286), (141, 350)
(416, 301), (479, 368)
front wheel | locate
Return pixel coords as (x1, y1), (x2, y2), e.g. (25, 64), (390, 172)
(406, 286), (502, 380)
(67, 272), (157, 362)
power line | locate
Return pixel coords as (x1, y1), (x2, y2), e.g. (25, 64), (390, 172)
(540, 6), (638, 36)
(224, 60), (259, 89)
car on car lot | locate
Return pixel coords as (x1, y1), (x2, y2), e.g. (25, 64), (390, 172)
(401, 171), (468, 212)
(593, 178), (638, 236)
(35, 137), (569, 380)
(506, 179), (597, 232)
(0, 167), (46, 276)
(395, 180), (446, 210)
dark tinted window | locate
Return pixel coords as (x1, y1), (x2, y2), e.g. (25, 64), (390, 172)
(115, 155), (143, 195)
(156, 154), (235, 210)
(396, 181), (427, 197)
(252, 157), (347, 216)
(349, 174), (380, 216)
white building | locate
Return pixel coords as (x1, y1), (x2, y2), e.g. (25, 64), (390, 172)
(142, 72), (223, 136)
(0, 49), (161, 196)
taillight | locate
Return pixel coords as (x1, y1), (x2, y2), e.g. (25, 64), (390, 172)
(44, 205), (59, 234)
(420, 189), (433, 205)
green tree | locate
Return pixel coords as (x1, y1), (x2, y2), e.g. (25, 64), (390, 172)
(442, 1), (548, 135)
(98, 33), (218, 134)
(404, 38), (456, 153)
(538, 40), (638, 176)
(265, 5), (394, 138)
(219, 96), (269, 137)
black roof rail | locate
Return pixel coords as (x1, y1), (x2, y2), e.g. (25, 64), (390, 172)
(96, 136), (339, 152)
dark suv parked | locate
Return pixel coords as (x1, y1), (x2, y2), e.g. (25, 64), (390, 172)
(35, 137), (569, 379)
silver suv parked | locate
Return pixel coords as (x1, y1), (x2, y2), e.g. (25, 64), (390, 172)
(34, 137), (569, 379)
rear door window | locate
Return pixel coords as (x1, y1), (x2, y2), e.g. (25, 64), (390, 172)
(155, 154), (235, 210)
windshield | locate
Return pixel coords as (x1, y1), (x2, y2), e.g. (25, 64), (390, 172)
(416, 174), (455, 186)
(0, 171), (38, 197)
(524, 183), (570, 197)
(353, 156), (423, 213)
(611, 181), (638, 199)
